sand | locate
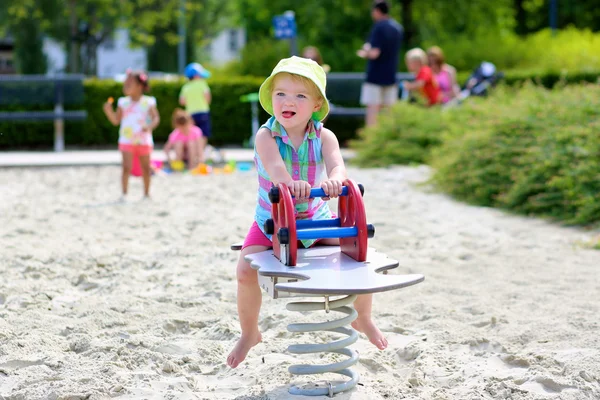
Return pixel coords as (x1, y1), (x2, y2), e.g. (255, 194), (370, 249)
(0, 165), (599, 400)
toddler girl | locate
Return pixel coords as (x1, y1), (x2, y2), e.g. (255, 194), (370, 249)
(427, 46), (459, 104)
(103, 69), (160, 199)
(227, 56), (388, 369)
(163, 108), (203, 169)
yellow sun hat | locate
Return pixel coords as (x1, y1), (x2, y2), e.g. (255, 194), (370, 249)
(258, 56), (329, 121)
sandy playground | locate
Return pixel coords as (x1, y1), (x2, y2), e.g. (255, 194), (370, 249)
(0, 165), (599, 400)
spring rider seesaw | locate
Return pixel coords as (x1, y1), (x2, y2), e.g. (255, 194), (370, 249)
(231, 179), (424, 397)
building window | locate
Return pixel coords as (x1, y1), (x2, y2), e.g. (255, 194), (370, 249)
(229, 30), (238, 52)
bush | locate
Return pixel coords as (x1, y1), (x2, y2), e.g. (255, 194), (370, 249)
(350, 103), (448, 167)
(431, 84), (600, 225)
(352, 83), (600, 225)
(428, 27), (600, 73)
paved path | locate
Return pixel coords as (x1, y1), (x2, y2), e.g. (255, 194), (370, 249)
(0, 148), (356, 168)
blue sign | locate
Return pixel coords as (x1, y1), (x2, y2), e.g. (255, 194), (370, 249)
(273, 13), (297, 39)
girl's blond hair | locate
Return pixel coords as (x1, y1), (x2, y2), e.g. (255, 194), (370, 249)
(172, 108), (193, 128)
(405, 48), (428, 65)
(271, 72), (324, 103)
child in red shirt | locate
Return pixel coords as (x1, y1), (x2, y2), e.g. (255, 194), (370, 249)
(403, 48), (441, 106)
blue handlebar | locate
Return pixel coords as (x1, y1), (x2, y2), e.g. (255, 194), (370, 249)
(309, 187), (348, 198)
(296, 227), (358, 240)
(268, 183), (364, 204)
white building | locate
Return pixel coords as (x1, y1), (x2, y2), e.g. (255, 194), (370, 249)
(205, 28), (246, 66)
(43, 29), (146, 77)
(42, 27), (245, 77)
(43, 37), (68, 75)
(97, 29), (147, 78)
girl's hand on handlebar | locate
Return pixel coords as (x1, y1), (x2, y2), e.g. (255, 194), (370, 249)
(321, 179), (343, 200)
(287, 180), (311, 199)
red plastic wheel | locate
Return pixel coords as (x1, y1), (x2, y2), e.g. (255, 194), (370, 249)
(271, 183), (298, 266)
(338, 179), (368, 261)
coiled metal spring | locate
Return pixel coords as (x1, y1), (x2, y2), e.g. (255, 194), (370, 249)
(286, 294), (359, 397)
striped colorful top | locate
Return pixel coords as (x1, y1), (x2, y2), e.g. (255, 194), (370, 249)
(254, 116), (333, 248)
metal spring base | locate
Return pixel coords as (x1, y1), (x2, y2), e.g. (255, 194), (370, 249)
(286, 294), (359, 397)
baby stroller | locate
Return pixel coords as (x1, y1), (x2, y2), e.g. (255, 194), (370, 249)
(458, 61), (503, 100)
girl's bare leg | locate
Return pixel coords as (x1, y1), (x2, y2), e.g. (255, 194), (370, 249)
(187, 139), (200, 169)
(352, 294), (387, 350)
(227, 245), (269, 368)
(121, 151), (133, 195)
(138, 154), (151, 197)
(198, 137), (207, 163)
(173, 141), (185, 163)
(319, 238), (387, 350)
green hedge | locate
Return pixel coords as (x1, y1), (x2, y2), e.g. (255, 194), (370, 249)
(352, 83), (600, 226)
(80, 77), (271, 147)
(0, 77), (268, 149)
(0, 76), (363, 149)
(1, 69), (599, 150)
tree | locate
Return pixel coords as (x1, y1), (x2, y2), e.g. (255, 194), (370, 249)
(236, 0), (380, 72)
(13, 18), (48, 74)
(235, 0), (519, 72)
(0, 0), (122, 74)
(1, 0), (235, 75)
(0, 0), (61, 73)
(125, 0), (237, 72)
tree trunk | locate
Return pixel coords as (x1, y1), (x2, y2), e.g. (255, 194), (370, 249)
(514, 0), (527, 35)
(14, 18), (47, 74)
(69, 0), (79, 73)
(400, 0), (414, 49)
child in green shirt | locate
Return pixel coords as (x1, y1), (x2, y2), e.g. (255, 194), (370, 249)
(180, 63), (212, 162)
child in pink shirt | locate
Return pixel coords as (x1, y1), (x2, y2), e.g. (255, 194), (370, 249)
(163, 109), (203, 169)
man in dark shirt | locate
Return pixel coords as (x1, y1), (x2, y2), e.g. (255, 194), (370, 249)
(357, 1), (403, 126)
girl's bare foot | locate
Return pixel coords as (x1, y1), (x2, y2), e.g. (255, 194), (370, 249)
(352, 319), (388, 350)
(227, 331), (262, 368)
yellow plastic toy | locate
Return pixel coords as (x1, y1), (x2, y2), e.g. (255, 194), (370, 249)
(170, 160), (185, 172)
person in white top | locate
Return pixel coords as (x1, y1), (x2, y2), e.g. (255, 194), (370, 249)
(103, 70), (160, 200)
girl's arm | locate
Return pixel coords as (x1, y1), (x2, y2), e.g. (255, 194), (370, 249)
(147, 106), (161, 131)
(445, 64), (460, 98)
(205, 91), (212, 106)
(163, 140), (173, 162)
(255, 127), (311, 198)
(179, 86), (187, 106)
(103, 102), (122, 126)
(320, 127), (346, 198)
(404, 80), (425, 91)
